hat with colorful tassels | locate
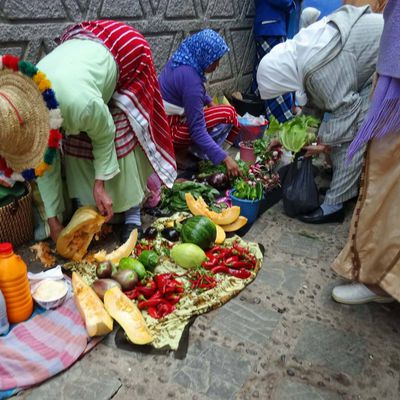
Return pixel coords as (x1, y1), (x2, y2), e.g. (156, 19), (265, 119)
(0, 54), (63, 181)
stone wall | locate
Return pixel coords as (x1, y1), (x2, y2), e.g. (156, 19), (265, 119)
(0, 0), (256, 95)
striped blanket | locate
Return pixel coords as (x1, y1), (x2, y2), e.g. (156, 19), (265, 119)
(0, 298), (90, 399)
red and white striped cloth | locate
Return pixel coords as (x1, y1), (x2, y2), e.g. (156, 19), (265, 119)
(62, 106), (138, 160)
(168, 105), (240, 146)
(0, 298), (90, 392)
(60, 20), (177, 187)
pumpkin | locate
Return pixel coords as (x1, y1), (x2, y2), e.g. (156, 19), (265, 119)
(56, 206), (105, 261)
(181, 216), (216, 249)
(104, 286), (153, 345)
(94, 229), (138, 266)
(215, 225), (226, 244)
(222, 216), (248, 232)
(72, 272), (113, 337)
(170, 243), (207, 269)
(185, 193), (241, 226)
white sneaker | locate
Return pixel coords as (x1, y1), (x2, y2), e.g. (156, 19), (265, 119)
(332, 283), (394, 305)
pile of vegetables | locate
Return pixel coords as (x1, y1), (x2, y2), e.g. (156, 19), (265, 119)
(197, 160), (250, 191)
(248, 163), (280, 192)
(233, 179), (264, 201)
(201, 243), (257, 279)
(125, 273), (184, 319)
(160, 181), (219, 214)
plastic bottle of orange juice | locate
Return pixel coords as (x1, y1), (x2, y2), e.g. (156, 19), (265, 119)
(0, 242), (33, 323)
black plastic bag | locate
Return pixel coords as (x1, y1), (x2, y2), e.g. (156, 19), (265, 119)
(279, 156), (319, 218)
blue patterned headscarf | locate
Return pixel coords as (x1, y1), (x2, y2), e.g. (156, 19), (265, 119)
(171, 29), (229, 78)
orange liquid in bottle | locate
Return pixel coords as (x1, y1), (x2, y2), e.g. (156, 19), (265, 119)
(0, 242), (33, 323)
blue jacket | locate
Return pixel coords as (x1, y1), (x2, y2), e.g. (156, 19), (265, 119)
(254, 0), (295, 38)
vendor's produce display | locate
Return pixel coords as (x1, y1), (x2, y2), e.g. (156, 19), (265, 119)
(64, 212), (263, 350)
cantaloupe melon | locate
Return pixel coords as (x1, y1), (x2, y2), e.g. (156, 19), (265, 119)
(185, 193), (241, 225)
(94, 229), (138, 266)
(57, 206), (105, 261)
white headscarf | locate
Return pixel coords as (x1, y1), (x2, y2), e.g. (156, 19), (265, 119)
(300, 7), (321, 29)
(256, 17), (338, 106)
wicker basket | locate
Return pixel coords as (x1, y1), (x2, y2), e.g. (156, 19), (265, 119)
(0, 182), (33, 247)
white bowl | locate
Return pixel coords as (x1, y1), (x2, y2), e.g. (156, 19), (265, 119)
(32, 279), (69, 310)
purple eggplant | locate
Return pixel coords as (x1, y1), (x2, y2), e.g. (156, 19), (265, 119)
(207, 173), (229, 190)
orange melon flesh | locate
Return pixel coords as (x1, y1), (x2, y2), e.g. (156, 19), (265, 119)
(57, 206), (105, 261)
(94, 229), (138, 266)
(222, 216), (248, 232)
(185, 192), (241, 225)
(72, 272), (113, 337)
(104, 286), (153, 345)
(206, 207), (241, 226)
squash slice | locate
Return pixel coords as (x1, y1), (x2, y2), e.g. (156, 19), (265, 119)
(185, 193), (241, 225)
(222, 216), (248, 232)
(104, 286), (153, 345)
(57, 206), (105, 261)
(215, 225), (226, 244)
(94, 229), (138, 266)
(72, 272), (113, 337)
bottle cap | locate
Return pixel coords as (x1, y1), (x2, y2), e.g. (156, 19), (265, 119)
(0, 243), (13, 255)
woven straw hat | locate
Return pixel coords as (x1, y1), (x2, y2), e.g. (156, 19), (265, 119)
(0, 68), (49, 172)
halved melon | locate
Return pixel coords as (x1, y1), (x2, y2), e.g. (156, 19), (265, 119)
(185, 192), (204, 216)
(215, 225), (226, 244)
(94, 229), (138, 266)
(206, 207), (241, 226)
(104, 286), (153, 345)
(185, 193), (241, 225)
(72, 272), (113, 337)
(57, 206), (105, 261)
(222, 216), (248, 232)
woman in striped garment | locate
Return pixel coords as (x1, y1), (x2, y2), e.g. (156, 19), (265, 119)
(257, 5), (383, 224)
(158, 29), (241, 177)
(36, 20), (177, 243)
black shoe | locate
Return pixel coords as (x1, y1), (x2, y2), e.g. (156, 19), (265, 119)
(298, 207), (345, 224)
(120, 224), (142, 244)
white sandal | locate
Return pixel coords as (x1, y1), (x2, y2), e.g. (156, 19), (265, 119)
(332, 283), (394, 305)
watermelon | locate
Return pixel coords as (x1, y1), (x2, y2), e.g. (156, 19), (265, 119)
(181, 216), (217, 250)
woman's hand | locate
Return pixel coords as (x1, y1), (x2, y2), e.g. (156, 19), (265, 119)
(268, 139), (282, 151)
(303, 144), (330, 158)
(48, 216), (64, 243)
(93, 179), (113, 221)
(224, 155), (240, 178)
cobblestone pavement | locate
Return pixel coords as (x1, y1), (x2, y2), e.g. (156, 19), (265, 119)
(18, 200), (400, 400)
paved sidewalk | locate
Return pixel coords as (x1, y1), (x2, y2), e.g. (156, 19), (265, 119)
(19, 201), (400, 400)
